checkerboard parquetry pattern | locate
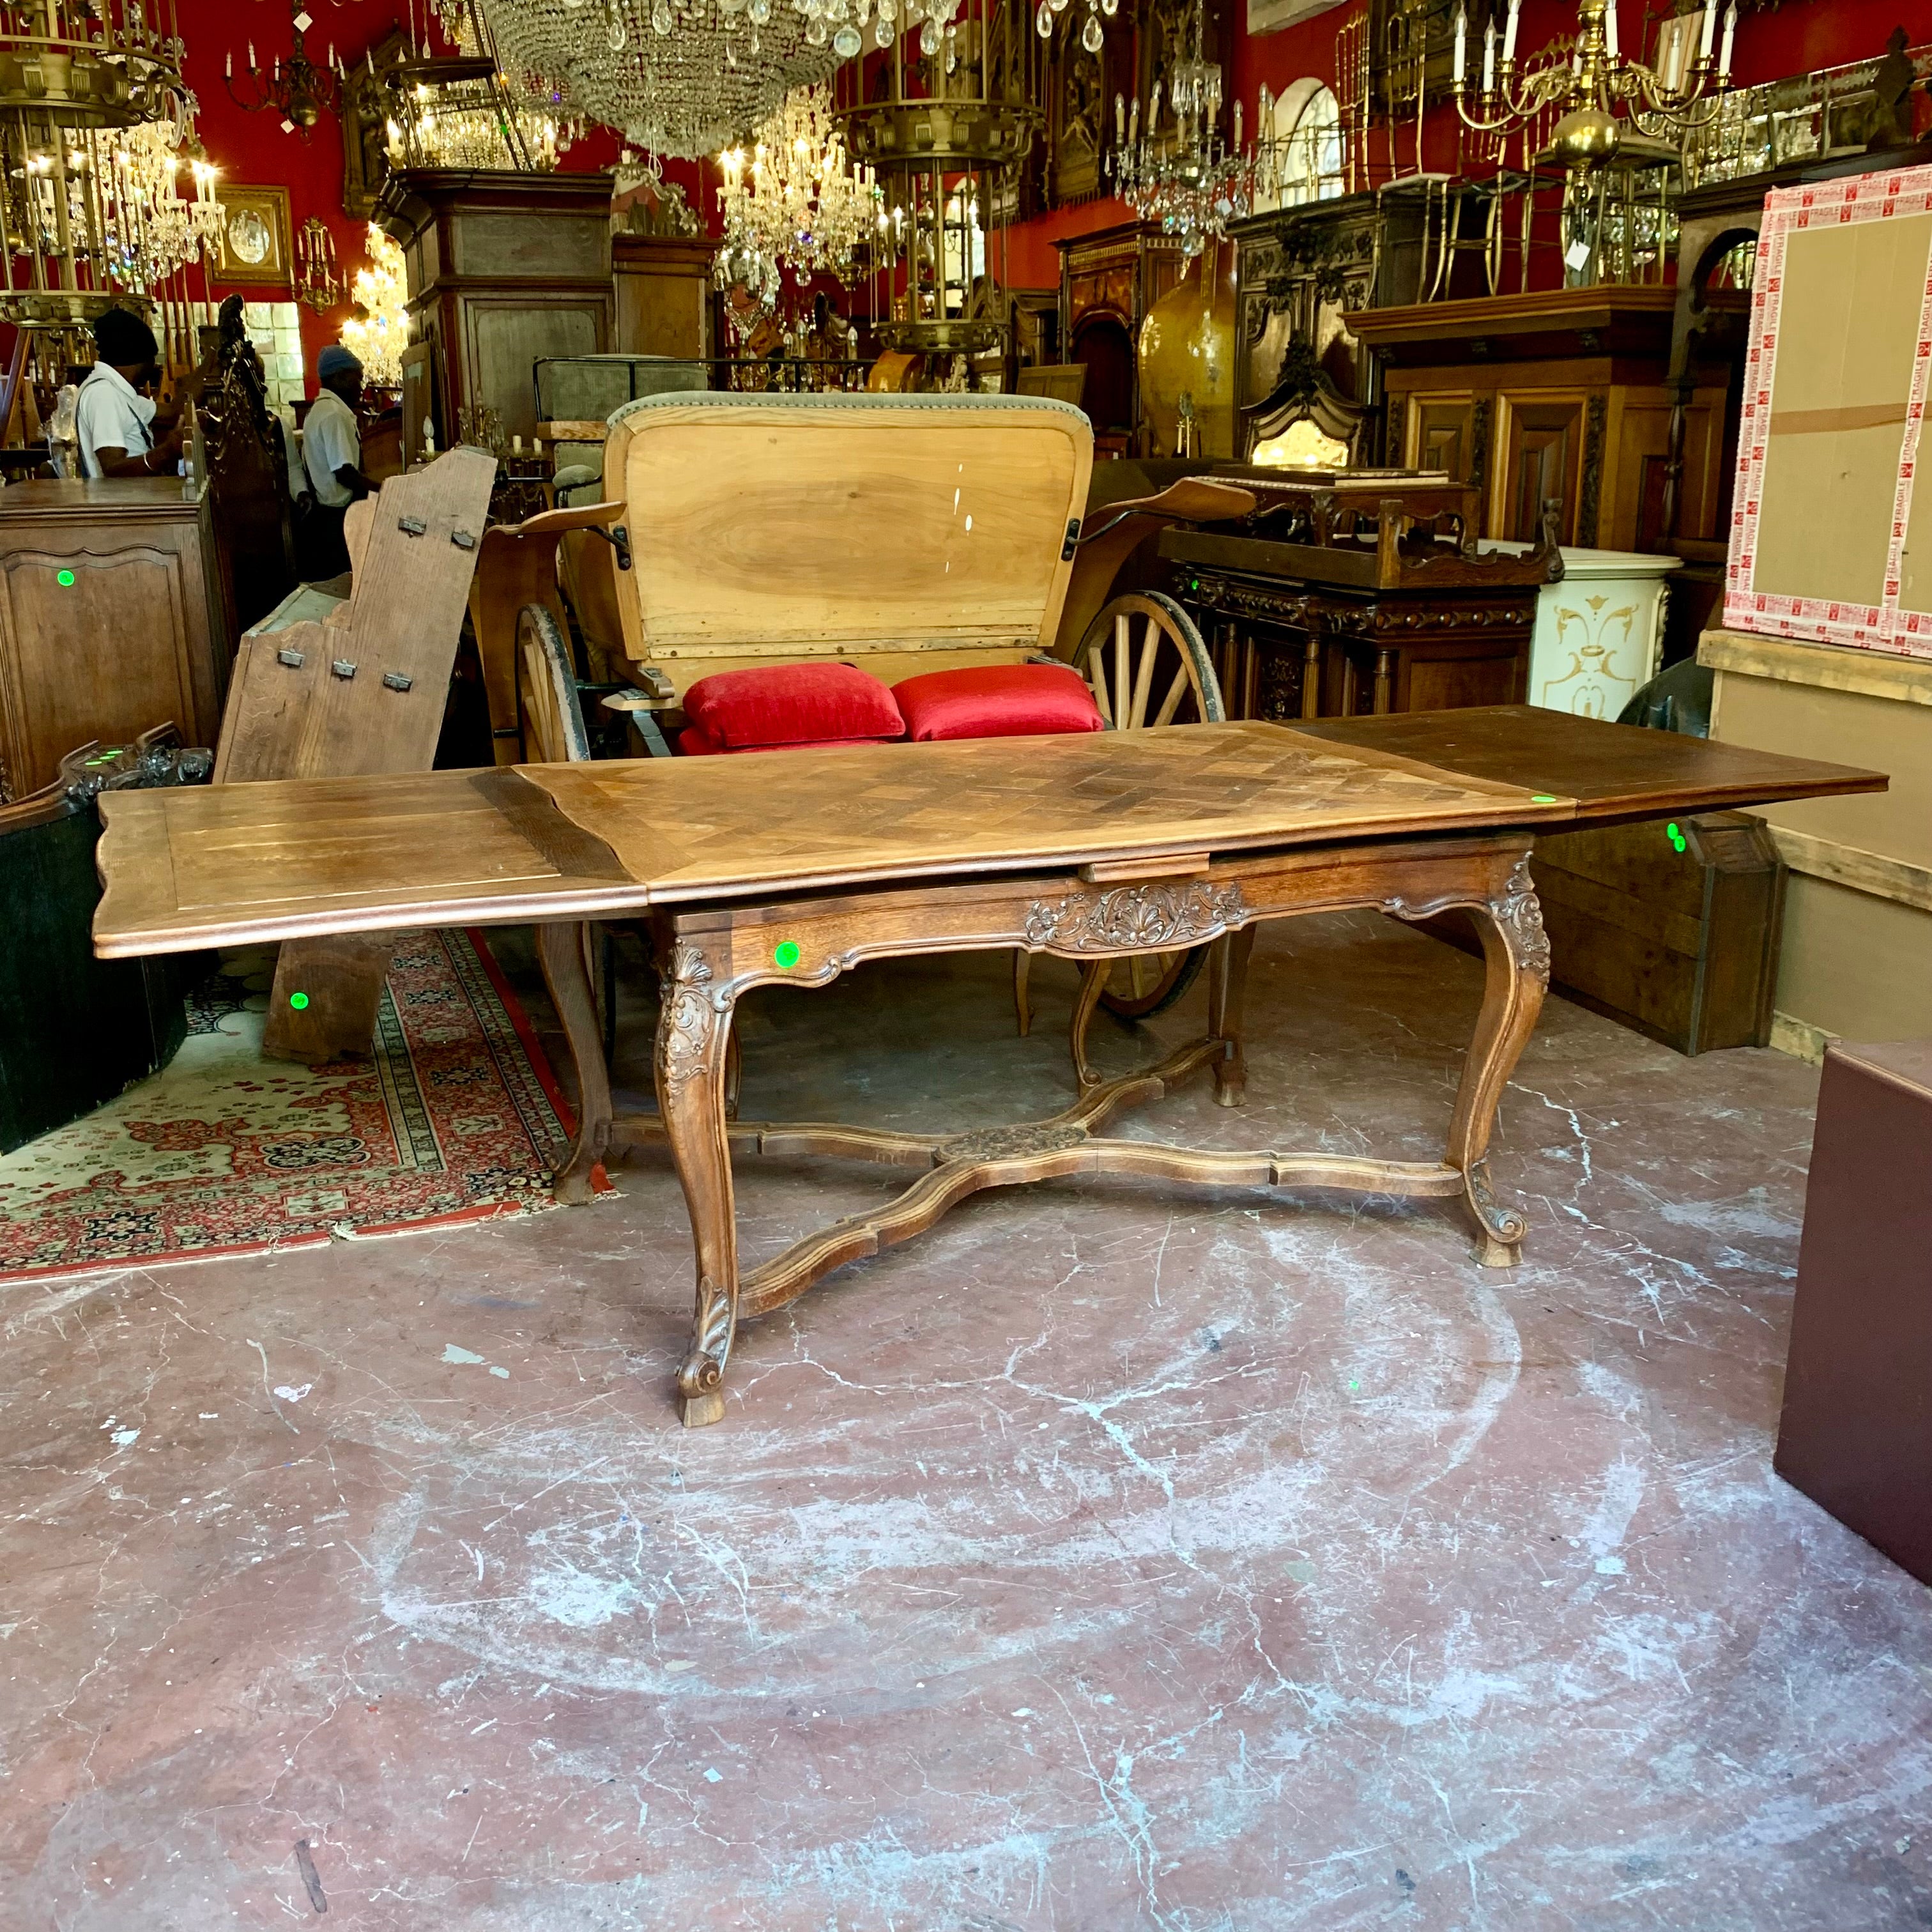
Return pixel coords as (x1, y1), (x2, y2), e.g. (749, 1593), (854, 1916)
(523, 722), (1563, 900)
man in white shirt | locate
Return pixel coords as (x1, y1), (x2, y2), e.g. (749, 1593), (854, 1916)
(295, 344), (372, 579)
(76, 308), (183, 480)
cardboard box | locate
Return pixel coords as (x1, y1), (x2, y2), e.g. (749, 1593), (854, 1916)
(1725, 162), (1932, 659)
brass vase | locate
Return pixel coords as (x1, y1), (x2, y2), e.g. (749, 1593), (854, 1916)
(1136, 236), (1238, 459)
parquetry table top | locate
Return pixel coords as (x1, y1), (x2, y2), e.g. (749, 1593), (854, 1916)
(91, 713), (1885, 958)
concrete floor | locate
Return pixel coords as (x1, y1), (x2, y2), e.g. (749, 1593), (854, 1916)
(4, 912), (1930, 1931)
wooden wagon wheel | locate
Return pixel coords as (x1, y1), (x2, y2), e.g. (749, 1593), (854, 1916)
(516, 602), (592, 765)
(1072, 590), (1226, 1026)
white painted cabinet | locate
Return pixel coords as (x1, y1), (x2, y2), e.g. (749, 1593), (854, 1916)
(1482, 544), (1680, 718)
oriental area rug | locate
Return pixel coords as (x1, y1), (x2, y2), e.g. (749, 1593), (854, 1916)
(0, 931), (585, 1284)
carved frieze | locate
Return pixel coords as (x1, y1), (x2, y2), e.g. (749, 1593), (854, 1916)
(1024, 880), (1248, 951)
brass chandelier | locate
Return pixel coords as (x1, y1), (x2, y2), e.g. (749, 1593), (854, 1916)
(0, 0), (226, 328)
(1452, 0), (1736, 176)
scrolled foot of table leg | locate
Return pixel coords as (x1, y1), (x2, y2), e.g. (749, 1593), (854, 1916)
(675, 1274), (735, 1427)
(1464, 1158), (1526, 1268)
(1212, 1058), (1246, 1108)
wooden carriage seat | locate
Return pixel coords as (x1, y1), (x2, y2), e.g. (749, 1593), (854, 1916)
(598, 390), (1095, 703)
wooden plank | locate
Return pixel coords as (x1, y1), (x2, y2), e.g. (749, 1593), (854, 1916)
(1699, 628), (1932, 709)
(1770, 824), (1932, 915)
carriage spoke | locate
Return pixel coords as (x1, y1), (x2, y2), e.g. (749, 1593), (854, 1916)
(1151, 663), (1192, 729)
(1087, 650), (1114, 725)
(1128, 617), (1159, 728)
(1112, 613), (1131, 736)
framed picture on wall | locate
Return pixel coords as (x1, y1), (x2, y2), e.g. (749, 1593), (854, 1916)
(213, 185), (295, 286)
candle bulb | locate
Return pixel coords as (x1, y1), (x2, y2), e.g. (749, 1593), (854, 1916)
(1718, 1), (1735, 77)
(1128, 96), (1139, 146)
(1233, 98), (1241, 147)
(1452, 6), (1466, 85)
(1503, 0), (1519, 64)
(1482, 19), (1496, 94)
(1603, 0), (1618, 60)
(1698, 0), (1716, 61)
(224, 49), (231, 77)
(1116, 91), (1125, 144)
(247, 40), (255, 68)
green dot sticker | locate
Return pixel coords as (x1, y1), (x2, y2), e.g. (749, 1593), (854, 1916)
(773, 940), (801, 969)
(288, 991), (310, 1011)
(1531, 793), (1557, 804)
(1666, 820), (1689, 854)
(56, 569), (75, 587)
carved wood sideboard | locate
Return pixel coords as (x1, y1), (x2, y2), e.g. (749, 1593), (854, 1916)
(1159, 470), (1557, 720)
(0, 480), (231, 801)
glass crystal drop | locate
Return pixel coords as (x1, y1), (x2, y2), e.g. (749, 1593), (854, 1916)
(748, 0), (769, 22)
(1081, 11), (1101, 49)
(1034, 0), (1052, 35)
(651, 0), (673, 29)
(919, 16), (940, 52)
(1100, 0), (1117, 14)
(806, 15), (829, 42)
(834, 21), (861, 54)
(606, 6), (627, 46)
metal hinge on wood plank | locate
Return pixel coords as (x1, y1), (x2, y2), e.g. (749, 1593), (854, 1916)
(331, 660), (356, 679)
(383, 671), (413, 692)
(277, 647), (305, 668)
(397, 516), (426, 537)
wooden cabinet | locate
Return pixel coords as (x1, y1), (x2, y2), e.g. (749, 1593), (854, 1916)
(613, 233), (717, 360)
(0, 480), (231, 799)
(376, 168), (615, 448)
(1349, 288), (1730, 555)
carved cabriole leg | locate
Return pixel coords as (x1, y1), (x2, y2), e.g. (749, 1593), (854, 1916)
(537, 921), (611, 1206)
(1012, 949), (1034, 1038)
(1205, 923), (1258, 1108)
(655, 934), (741, 1428)
(1068, 957), (1111, 1088)
(1443, 854), (1550, 1268)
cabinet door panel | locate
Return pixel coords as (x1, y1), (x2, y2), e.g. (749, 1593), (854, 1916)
(1503, 396), (1583, 542)
(0, 546), (194, 795)
(1413, 396), (1476, 483)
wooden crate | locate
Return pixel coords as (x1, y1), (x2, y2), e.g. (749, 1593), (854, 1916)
(1529, 811), (1785, 1055)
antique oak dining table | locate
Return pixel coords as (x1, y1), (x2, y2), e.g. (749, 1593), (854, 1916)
(92, 706), (1882, 1427)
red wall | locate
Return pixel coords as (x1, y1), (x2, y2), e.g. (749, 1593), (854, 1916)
(173, 0), (714, 395)
(167, 0), (1904, 380)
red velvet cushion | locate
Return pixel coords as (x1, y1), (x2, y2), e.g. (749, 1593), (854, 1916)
(682, 663), (903, 751)
(677, 724), (901, 756)
(893, 663), (1103, 742)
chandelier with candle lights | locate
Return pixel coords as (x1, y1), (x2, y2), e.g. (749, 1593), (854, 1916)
(1109, 0), (1251, 256)
(379, 3), (575, 172)
(715, 85), (880, 316)
(342, 222), (410, 387)
(1452, 0), (1736, 176)
(225, 0), (346, 133)
(0, 0), (226, 327)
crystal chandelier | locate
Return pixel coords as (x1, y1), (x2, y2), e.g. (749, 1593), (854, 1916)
(0, 0), (227, 326)
(342, 223), (410, 387)
(450, 0), (841, 160)
(385, 3), (577, 171)
(457, 0), (1091, 162)
(1108, 0), (1251, 257)
(715, 86), (879, 317)
(1452, 0), (1736, 175)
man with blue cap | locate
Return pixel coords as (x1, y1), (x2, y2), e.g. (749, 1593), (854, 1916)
(295, 342), (373, 578)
